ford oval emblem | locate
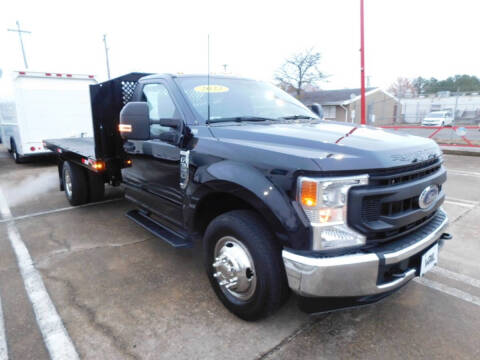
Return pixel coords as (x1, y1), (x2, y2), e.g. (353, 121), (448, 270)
(418, 185), (439, 209)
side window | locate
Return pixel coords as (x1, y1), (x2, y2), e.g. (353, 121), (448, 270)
(143, 84), (180, 137)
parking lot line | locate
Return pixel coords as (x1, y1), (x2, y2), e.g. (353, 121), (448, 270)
(444, 200), (476, 208)
(431, 267), (480, 289)
(0, 293), (7, 360)
(447, 169), (480, 178)
(445, 196), (479, 205)
(0, 198), (122, 224)
(415, 278), (480, 307)
(0, 188), (79, 360)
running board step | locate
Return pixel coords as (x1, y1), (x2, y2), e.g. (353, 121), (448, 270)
(126, 210), (192, 248)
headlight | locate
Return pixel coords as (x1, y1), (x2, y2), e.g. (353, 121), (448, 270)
(297, 175), (369, 250)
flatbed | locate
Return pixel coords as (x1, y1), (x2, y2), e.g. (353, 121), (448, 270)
(45, 137), (96, 159)
(44, 73), (148, 187)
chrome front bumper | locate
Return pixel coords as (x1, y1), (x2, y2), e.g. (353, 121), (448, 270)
(282, 209), (449, 297)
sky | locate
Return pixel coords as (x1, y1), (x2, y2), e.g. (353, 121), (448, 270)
(1, 0), (479, 90)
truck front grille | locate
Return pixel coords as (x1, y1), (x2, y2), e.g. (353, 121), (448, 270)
(348, 158), (446, 244)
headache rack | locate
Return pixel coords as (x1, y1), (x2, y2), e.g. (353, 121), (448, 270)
(90, 72), (151, 162)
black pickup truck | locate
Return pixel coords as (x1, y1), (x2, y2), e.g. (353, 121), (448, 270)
(45, 73), (451, 320)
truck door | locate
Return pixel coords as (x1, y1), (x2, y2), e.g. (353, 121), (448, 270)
(122, 82), (184, 227)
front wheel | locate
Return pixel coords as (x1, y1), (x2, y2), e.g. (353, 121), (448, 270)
(203, 210), (289, 320)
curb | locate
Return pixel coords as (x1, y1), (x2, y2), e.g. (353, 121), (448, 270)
(441, 147), (480, 157)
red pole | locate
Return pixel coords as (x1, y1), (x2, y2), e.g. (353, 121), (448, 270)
(360, 0), (366, 125)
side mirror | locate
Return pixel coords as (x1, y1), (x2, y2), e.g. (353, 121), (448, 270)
(154, 118), (182, 130)
(310, 103), (324, 118)
(119, 102), (150, 140)
(119, 102), (197, 150)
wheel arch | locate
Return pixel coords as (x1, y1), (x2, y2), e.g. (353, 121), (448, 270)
(185, 160), (310, 249)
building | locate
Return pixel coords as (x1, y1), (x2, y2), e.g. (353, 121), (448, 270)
(401, 93), (480, 124)
(301, 88), (399, 125)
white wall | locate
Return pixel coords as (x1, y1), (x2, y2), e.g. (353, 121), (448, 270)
(401, 95), (480, 123)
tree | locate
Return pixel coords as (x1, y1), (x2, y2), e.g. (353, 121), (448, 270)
(388, 77), (417, 98)
(275, 48), (326, 98)
(412, 76), (429, 95)
(412, 75), (480, 94)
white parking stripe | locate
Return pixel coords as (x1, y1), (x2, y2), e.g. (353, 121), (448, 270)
(0, 188), (79, 360)
(0, 198), (122, 224)
(448, 169), (480, 178)
(445, 197), (479, 205)
(431, 267), (480, 289)
(0, 294), (7, 360)
(415, 278), (480, 307)
(444, 200), (475, 208)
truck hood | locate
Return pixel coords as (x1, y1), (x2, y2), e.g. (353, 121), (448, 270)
(208, 121), (442, 172)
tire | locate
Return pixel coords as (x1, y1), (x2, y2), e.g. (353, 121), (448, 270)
(62, 161), (88, 206)
(88, 172), (105, 202)
(10, 140), (24, 164)
(203, 210), (289, 321)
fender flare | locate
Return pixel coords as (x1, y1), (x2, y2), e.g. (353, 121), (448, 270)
(185, 160), (309, 248)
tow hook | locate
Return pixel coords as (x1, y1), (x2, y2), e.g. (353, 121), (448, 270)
(438, 233), (452, 249)
(440, 233), (452, 240)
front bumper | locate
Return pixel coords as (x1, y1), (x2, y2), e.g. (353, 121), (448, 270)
(282, 209), (449, 298)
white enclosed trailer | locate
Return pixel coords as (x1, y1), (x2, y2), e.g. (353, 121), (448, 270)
(0, 71), (97, 162)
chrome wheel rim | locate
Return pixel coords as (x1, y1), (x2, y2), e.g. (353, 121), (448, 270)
(64, 171), (73, 198)
(212, 236), (257, 301)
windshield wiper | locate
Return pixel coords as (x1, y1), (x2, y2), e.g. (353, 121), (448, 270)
(280, 115), (317, 120)
(206, 116), (274, 124)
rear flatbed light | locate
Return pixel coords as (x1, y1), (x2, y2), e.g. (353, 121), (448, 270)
(82, 158), (106, 172)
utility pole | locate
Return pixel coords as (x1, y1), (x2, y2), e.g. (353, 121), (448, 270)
(103, 34), (111, 79)
(7, 20), (31, 69)
(359, 0), (366, 125)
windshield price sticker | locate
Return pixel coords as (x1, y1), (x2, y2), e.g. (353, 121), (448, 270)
(194, 85), (229, 93)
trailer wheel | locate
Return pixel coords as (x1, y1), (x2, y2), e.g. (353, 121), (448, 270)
(10, 139), (24, 164)
(203, 210), (289, 321)
(88, 172), (105, 202)
(63, 161), (88, 206)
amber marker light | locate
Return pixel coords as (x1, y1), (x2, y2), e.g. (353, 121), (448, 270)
(119, 124), (132, 133)
(87, 159), (106, 171)
(300, 180), (317, 207)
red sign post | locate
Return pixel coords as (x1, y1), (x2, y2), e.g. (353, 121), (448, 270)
(360, 0), (366, 125)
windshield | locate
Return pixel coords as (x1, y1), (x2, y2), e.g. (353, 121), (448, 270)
(426, 112), (445, 118)
(175, 76), (318, 123)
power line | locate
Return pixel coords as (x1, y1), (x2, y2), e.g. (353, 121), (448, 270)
(7, 20), (31, 69)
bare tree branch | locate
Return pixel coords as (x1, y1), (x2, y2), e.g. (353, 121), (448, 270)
(275, 48), (327, 98)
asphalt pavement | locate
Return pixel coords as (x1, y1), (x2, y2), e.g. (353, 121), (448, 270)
(0, 144), (479, 360)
